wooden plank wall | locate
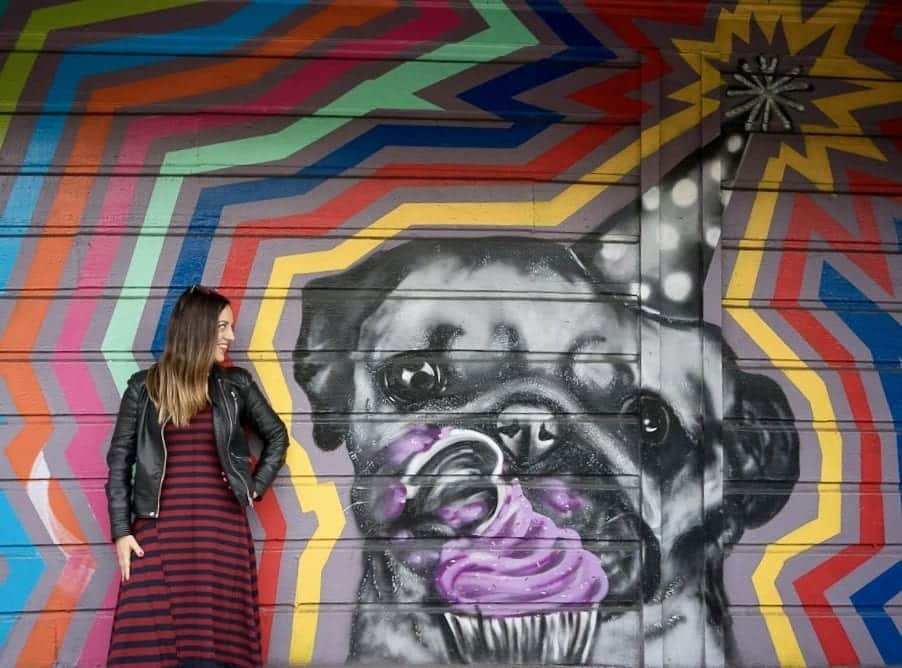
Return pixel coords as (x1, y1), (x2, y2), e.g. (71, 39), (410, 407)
(0, 2), (898, 666)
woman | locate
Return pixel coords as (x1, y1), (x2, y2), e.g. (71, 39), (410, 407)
(105, 285), (288, 668)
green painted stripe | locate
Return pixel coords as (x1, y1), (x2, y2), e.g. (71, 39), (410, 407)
(104, 176), (181, 392)
(0, 0), (201, 148)
(165, 3), (534, 173)
(108, 1), (536, 380)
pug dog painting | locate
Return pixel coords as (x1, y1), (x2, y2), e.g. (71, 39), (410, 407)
(293, 237), (799, 666)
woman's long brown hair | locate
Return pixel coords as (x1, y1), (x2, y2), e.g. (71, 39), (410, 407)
(146, 285), (230, 426)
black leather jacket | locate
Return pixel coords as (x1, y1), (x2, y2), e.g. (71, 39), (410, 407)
(105, 365), (289, 541)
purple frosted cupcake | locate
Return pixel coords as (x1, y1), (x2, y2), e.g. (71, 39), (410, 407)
(435, 481), (608, 663)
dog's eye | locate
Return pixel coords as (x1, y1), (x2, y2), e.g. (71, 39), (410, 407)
(381, 354), (445, 404)
(640, 396), (671, 444)
(622, 393), (671, 445)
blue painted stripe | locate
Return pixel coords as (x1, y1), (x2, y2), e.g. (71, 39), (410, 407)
(0, 1), (303, 291)
(151, 123), (550, 354)
(0, 491), (45, 645)
(821, 259), (902, 662)
(0, 1), (302, 650)
(154, 3), (616, 352)
(461, 0), (614, 117)
(849, 562), (902, 665)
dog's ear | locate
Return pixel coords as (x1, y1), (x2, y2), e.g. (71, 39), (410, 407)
(293, 286), (356, 451)
(723, 368), (800, 532)
(293, 245), (425, 451)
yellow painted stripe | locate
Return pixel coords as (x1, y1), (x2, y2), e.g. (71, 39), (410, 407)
(675, 0), (894, 663)
(247, 355), (344, 664)
(250, 92), (723, 660)
(727, 157), (843, 667)
(718, 2), (896, 660)
(0, 0), (199, 147)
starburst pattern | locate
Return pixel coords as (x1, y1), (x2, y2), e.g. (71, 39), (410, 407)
(725, 55), (812, 131)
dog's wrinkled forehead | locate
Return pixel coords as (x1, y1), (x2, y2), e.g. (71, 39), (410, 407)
(357, 256), (639, 355)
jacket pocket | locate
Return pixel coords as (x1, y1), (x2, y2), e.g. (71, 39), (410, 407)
(228, 451), (252, 474)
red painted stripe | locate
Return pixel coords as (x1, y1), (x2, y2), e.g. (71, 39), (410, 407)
(865, 2), (902, 65)
(774, 186), (892, 665)
(225, 123), (622, 319)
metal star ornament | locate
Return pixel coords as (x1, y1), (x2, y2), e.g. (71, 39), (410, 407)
(725, 55), (812, 131)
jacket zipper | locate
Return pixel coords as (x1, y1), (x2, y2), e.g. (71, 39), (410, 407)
(154, 417), (170, 517)
(220, 378), (253, 505)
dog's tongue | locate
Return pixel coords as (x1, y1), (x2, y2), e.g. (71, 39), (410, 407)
(434, 481), (608, 617)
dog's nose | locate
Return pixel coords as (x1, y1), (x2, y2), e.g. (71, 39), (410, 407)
(496, 404), (558, 463)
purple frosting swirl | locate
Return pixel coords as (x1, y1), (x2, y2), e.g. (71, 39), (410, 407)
(434, 481), (608, 617)
(384, 424), (451, 467)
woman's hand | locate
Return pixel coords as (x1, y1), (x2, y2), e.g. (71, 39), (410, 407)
(115, 535), (144, 582)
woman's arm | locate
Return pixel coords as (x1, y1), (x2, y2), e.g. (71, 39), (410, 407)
(105, 377), (141, 540)
(238, 371), (289, 500)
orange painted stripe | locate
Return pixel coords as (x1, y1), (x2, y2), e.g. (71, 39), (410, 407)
(90, 1), (393, 108)
(4, 4), (396, 664)
(5, 118), (107, 667)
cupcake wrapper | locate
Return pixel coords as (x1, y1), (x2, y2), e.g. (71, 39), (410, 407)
(444, 609), (599, 664)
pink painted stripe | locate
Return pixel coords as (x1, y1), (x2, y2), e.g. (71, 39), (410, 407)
(60, 4), (459, 661)
(223, 1), (460, 113)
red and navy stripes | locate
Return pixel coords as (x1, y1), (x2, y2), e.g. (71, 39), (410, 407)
(108, 406), (261, 668)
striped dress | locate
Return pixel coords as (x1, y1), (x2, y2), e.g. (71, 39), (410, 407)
(108, 405), (262, 668)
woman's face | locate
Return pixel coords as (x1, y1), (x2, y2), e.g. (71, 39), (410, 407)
(214, 305), (235, 363)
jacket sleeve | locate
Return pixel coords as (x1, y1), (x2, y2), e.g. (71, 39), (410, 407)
(241, 374), (289, 500)
(105, 377), (141, 541)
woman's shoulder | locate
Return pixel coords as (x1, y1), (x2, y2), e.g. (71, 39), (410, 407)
(126, 368), (150, 388)
(216, 364), (254, 387)
(119, 368), (150, 402)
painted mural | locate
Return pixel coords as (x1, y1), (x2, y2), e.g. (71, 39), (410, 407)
(0, 2), (899, 667)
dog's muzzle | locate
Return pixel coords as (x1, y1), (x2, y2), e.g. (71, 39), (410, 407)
(401, 429), (505, 529)
(359, 423), (659, 662)
(367, 424), (657, 591)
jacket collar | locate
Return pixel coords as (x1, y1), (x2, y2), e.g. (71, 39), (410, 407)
(208, 364), (227, 406)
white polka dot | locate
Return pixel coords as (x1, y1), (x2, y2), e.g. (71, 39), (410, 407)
(642, 186), (660, 211)
(721, 190), (732, 206)
(659, 223), (679, 251)
(663, 271), (693, 302)
(671, 178), (698, 208)
(601, 243), (627, 261)
(726, 134), (743, 153)
(705, 226), (721, 247)
(639, 282), (652, 301)
(708, 159), (722, 182)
